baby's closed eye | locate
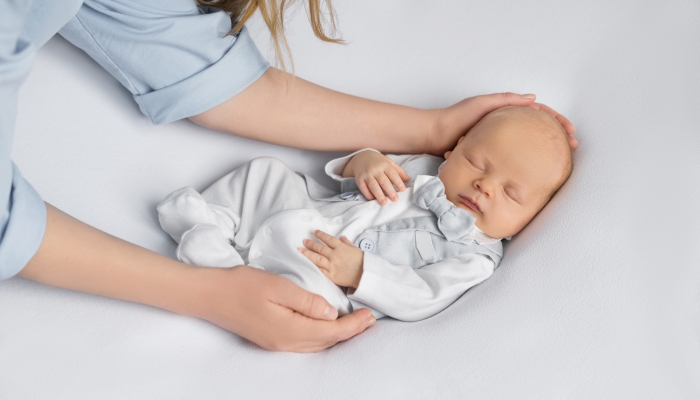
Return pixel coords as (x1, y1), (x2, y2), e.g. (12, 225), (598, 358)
(503, 187), (521, 204)
(465, 157), (484, 171)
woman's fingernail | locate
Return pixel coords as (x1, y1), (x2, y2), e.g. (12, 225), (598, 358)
(324, 306), (337, 319)
(523, 93), (536, 99)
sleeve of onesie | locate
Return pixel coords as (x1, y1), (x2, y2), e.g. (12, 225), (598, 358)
(347, 252), (495, 322)
(58, 0), (270, 125)
(324, 148), (438, 193)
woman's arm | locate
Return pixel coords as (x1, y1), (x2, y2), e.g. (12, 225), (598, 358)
(19, 203), (375, 352)
(190, 67), (577, 155)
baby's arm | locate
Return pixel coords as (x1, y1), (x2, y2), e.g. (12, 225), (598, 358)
(349, 251), (494, 321)
(300, 230), (495, 321)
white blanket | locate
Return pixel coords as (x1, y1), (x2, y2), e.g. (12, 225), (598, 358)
(2, 1), (699, 398)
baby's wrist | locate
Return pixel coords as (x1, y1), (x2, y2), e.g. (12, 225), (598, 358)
(341, 157), (356, 178)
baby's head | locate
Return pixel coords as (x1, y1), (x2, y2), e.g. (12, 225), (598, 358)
(438, 106), (573, 239)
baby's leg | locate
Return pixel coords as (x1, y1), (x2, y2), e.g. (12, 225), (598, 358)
(157, 157), (318, 267)
(158, 187), (242, 267)
(199, 157), (321, 249)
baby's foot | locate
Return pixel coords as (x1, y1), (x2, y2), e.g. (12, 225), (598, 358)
(177, 224), (244, 267)
(158, 187), (221, 242)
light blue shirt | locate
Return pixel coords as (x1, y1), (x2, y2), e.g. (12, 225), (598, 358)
(0, 0), (270, 279)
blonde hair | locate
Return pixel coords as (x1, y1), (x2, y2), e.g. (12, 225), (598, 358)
(197, 0), (342, 73)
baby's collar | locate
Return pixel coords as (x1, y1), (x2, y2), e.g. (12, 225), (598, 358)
(412, 175), (508, 244)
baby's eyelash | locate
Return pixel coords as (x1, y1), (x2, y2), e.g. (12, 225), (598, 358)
(466, 157), (483, 171)
(504, 188), (519, 204)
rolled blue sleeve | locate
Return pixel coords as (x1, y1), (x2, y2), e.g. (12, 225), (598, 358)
(58, 0), (270, 125)
(0, 164), (47, 280)
(0, 0), (52, 280)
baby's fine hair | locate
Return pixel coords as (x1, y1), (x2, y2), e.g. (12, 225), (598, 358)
(481, 106), (574, 199)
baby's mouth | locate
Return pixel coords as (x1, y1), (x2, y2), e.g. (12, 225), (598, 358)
(459, 195), (481, 213)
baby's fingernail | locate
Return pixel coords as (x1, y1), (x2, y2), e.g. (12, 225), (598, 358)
(523, 93), (536, 99)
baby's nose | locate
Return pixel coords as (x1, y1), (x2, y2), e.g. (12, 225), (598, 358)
(475, 179), (495, 197)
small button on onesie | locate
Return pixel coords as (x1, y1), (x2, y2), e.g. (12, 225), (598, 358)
(359, 238), (375, 252)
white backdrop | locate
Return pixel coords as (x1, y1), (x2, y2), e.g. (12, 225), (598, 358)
(2, 1), (699, 398)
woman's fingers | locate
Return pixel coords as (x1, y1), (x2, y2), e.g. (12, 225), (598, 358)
(475, 92), (537, 111)
(268, 272), (338, 320)
(288, 308), (376, 352)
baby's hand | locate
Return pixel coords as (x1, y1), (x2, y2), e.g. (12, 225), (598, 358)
(341, 151), (410, 206)
(299, 230), (364, 289)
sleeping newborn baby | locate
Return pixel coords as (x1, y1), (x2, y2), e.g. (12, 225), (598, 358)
(157, 106), (573, 321)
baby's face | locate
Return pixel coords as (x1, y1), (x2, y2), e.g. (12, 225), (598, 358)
(438, 107), (570, 239)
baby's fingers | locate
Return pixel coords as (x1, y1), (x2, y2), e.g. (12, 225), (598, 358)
(357, 179), (375, 201)
(385, 168), (407, 194)
(340, 236), (354, 247)
(376, 174), (399, 203)
(303, 239), (332, 258)
(299, 247), (330, 270)
(390, 162), (411, 184)
(313, 230), (342, 249)
(366, 177), (388, 205)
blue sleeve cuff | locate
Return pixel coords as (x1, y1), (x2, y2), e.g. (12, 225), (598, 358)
(58, 0), (270, 125)
(133, 26), (270, 125)
(0, 163), (46, 280)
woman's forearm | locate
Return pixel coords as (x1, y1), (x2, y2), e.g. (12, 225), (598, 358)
(190, 67), (438, 154)
(19, 203), (203, 317)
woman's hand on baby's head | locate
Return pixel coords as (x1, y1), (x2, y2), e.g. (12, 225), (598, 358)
(341, 150), (410, 206)
(428, 93), (577, 155)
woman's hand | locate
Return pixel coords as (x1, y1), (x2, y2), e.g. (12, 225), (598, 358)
(341, 150), (410, 205)
(193, 265), (374, 352)
(429, 93), (578, 155)
(299, 230), (364, 288)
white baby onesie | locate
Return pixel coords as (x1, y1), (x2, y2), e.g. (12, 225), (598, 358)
(157, 150), (498, 321)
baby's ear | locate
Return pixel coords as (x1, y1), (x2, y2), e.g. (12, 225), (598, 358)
(444, 150), (452, 159)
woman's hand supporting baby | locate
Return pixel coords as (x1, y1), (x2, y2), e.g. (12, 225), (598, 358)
(300, 230), (364, 289)
(341, 150), (410, 205)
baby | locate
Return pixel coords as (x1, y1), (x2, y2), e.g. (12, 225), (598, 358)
(157, 106), (572, 321)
